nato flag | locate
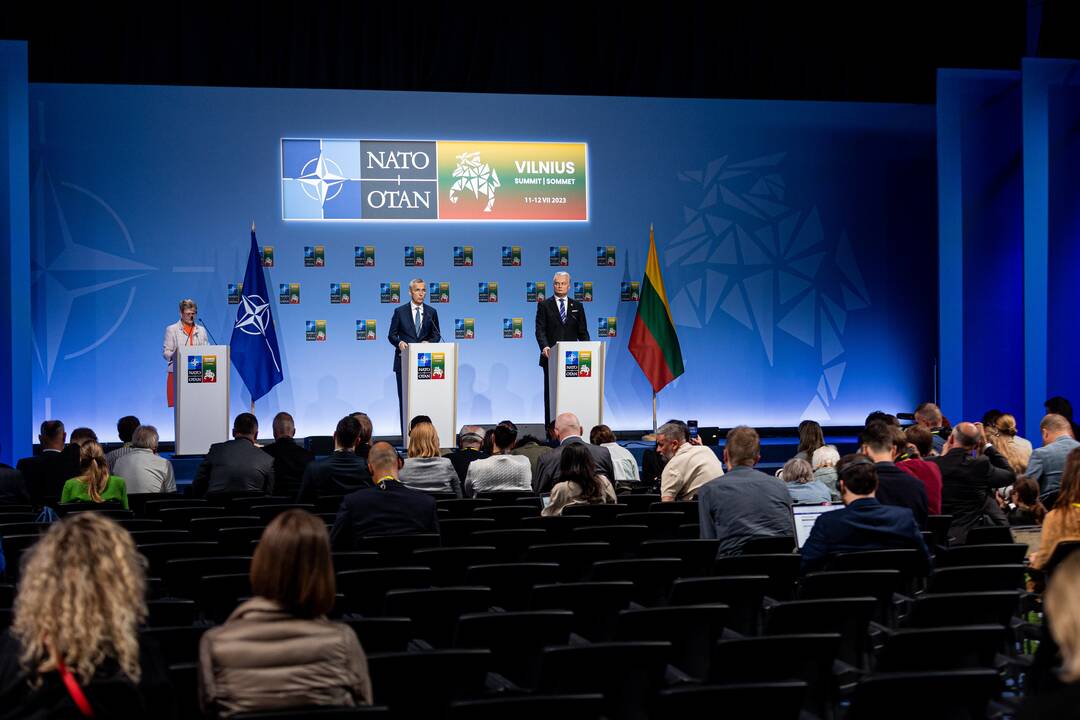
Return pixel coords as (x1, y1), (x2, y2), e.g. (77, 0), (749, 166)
(230, 228), (284, 401)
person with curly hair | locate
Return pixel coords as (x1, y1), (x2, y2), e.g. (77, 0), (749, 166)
(0, 513), (173, 717)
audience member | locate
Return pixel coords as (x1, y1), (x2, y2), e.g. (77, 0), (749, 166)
(1021, 553), (1080, 718)
(69, 427), (99, 447)
(297, 416), (374, 502)
(445, 425), (488, 485)
(480, 427), (496, 455)
(61, 441), (129, 509)
(985, 412), (1032, 474)
(331, 442), (439, 548)
(897, 425), (943, 515)
(0, 459), (28, 505)
(541, 442), (617, 516)
(409, 415), (432, 431)
(793, 419), (825, 463)
(400, 422), (461, 496)
(1007, 476), (1047, 526)
(191, 413), (275, 497)
(914, 402), (948, 453)
(1027, 413), (1080, 496)
(656, 420), (724, 502)
(697, 426), (793, 556)
(1031, 448), (1080, 570)
(1046, 396), (1080, 444)
(199, 510), (371, 716)
(111, 425), (176, 494)
(931, 422), (1015, 544)
(17, 420), (80, 504)
(811, 445), (842, 502)
(261, 411), (315, 498)
(534, 412), (615, 493)
(590, 424), (640, 484)
(350, 411), (374, 462)
(865, 410), (900, 427)
(510, 432), (552, 483)
(860, 421), (928, 528)
(800, 454), (931, 573)
(0, 513), (174, 717)
(105, 415), (141, 470)
(781, 457), (831, 504)
(464, 423), (532, 495)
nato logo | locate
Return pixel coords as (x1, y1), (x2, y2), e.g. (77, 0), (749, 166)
(188, 356), (202, 371)
(282, 140), (363, 220)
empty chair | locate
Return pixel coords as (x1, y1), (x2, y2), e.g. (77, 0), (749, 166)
(449, 695), (605, 720)
(169, 662), (201, 720)
(741, 535), (797, 555)
(156, 505), (228, 528)
(669, 575), (769, 635)
(0, 534), (40, 580)
(218, 526), (268, 555)
(654, 682), (806, 720)
(472, 505), (538, 528)
(714, 553), (801, 601)
(336, 567), (433, 617)
(711, 634), (840, 717)
(357, 534), (440, 566)
(331, 551), (381, 573)
(142, 498), (208, 517)
(901, 591), (1022, 629)
(524, 542), (614, 582)
(538, 642), (671, 720)
(138, 541), (220, 578)
(0, 505), (32, 514)
(875, 625), (1007, 672)
(383, 587), (493, 648)
(463, 563), (560, 611)
(637, 539), (720, 577)
(590, 558), (682, 605)
(797, 570), (902, 625)
(147, 599), (197, 627)
(342, 617), (413, 654)
(0, 583), (13, 607)
(411, 547), (499, 586)
(936, 543), (1027, 567)
(619, 494), (663, 512)
(455, 610), (574, 688)
(468, 529), (548, 562)
(315, 495), (347, 514)
(141, 625), (207, 665)
(439, 518), (497, 547)
(126, 493), (177, 515)
(437, 499), (492, 518)
(963, 526), (1015, 546)
(0, 522), (50, 537)
(530, 581), (633, 641)
(846, 669), (1002, 719)
(562, 504), (628, 523)
(926, 514), (953, 548)
(367, 650), (491, 715)
(520, 515), (592, 543)
(253, 503), (315, 523)
(187, 515), (262, 540)
(197, 573), (253, 623)
(476, 491), (539, 505)
(825, 549), (928, 594)
(926, 564), (1027, 593)
(226, 495), (290, 514)
(615, 605), (729, 680)
(571, 525), (648, 556)
(65, 508), (134, 521)
(647, 501), (697, 522)
(164, 556), (252, 599)
(55, 501), (123, 516)
(116, 518), (166, 532)
(613, 512), (684, 539)
(765, 597), (877, 670)
(0, 513), (41, 525)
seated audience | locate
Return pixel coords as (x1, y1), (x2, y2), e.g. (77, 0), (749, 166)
(542, 442), (617, 516)
(464, 423), (532, 495)
(511, 431), (552, 483)
(192, 413), (274, 497)
(1020, 553), (1080, 719)
(897, 425), (943, 515)
(262, 411), (315, 498)
(0, 513), (174, 716)
(1007, 475), (1047, 526)
(61, 441), (129, 509)
(111, 425), (176, 495)
(590, 424), (641, 484)
(781, 457), (832, 504)
(105, 415), (141, 471)
(400, 422), (461, 496)
(445, 426), (488, 484)
(861, 421), (928, 528)
(811, 445), (842, 502)
(17, 420), (80, 505)
(69, 427), (99, 447)
(697, 426), (793, 556)
(1046, 396), (1080, 446)
(534, 412), (615, 493)
(0, 460), (28, 505)
(656, 420), (724, 501)
(199, 510), (371, 717)
(297, 415), (374, 502)
(793, 419), (825, 463)
(1027, 413), (1080, 496)
(986, 412), (1032, 474)
(1031, 448), (1080, 570)
(330, 442), (440, 548)
(914, 402), (948, 454)
(350, 411), (374, 463)
(800, 454), (931, 573)
(931, 422), (1015, 544)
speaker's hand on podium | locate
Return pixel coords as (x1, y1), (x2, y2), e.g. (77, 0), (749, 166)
(542, 346), (550, 358)
(398, 341), (408, 352)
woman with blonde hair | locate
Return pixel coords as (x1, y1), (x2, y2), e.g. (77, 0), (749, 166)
(0, 513), (173, 716)
(60, 441), (129, 509)
(986, 413), (1032, 474)
(398, 421), (461, 496)
(1021, 552), (1080, 717)
(199, 509), (372, 717)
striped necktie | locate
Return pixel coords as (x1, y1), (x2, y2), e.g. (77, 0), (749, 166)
(414, 306), (422, 336)
(559, 297), (566, 323)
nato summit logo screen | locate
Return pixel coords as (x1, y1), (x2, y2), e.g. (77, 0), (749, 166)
(282, 139), (587, 221)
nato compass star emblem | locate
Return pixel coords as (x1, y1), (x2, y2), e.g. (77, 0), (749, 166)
(188, 356), (200, 370)
(234, 293), (281, 373)
(297, 154), (346, 206)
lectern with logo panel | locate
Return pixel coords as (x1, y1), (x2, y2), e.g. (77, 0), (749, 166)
(402, 342), (459, 450)
(175, 345), (230, 455)
(548, 341), (605, 431)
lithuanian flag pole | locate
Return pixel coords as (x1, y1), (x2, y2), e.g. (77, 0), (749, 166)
(628, 224), (685, 433)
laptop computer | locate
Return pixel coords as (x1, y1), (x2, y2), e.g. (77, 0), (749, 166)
(791, 504), (844, 548)
(1010, 526), (1042, 560)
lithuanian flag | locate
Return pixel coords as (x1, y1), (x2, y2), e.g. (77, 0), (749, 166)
(629, 225), (684, 393)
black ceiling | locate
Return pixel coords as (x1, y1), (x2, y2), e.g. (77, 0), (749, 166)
(4, 1), (1077, 104)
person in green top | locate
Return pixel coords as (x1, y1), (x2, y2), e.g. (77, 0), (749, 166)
(61, 441), (129, 510)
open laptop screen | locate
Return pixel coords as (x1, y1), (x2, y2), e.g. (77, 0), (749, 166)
(792, 504), (844, 548)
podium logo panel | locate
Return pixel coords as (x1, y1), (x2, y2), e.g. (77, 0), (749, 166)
(564, 350), (592, 378)
(186, 355), (217, 383)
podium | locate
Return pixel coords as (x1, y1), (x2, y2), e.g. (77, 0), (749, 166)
(547, 341), (605, 430)
(175, 345), (230, 455)
(402, 342), (459, 450)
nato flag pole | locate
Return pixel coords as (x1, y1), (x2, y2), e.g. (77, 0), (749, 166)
(230, 223), (283, 402)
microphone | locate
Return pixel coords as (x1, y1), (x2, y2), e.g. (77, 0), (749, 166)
(197, 318), (218, 344)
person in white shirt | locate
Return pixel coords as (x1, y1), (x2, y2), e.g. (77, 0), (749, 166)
(464, 424), (532, 496)
(112, 425), (176, 495)
(656, 421), (724, 501)
(163, 298), (209, 407)
(590, 424), (640, 484)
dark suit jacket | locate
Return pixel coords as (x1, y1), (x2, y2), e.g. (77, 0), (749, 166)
(191, 438), (275, 497)
(261, 438), (315, 497)
(930, 446), (1015, 543)
(387, 303), (442, 372)
(297, 450), (374, 502)
(534, 295), (590, 366)
(0, 463), (29, 505)
(330, 481), (439, 550)
(16, 445), (80, 505)
(446, 448), (489, 484)
(534, 437), (615, 493)
(800, 497), (931, 573)
(874, 461), (929, 529)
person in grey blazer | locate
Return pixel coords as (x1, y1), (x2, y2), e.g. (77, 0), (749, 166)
(534, 412), (615, 493)
(399, 421), (461, 497)
(192, 413), (274, 496)
(1028, 413), (1080, 496)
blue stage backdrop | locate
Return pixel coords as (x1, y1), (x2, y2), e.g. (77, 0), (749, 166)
(28, 85), (936, 440)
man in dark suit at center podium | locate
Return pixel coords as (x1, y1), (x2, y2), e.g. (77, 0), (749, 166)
(535, 271), (590, 422)
(388, 278), (442, 436)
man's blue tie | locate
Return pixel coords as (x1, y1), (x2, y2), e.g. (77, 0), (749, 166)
(414, 306), (422, 337)
(559, 298), (566, 323)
